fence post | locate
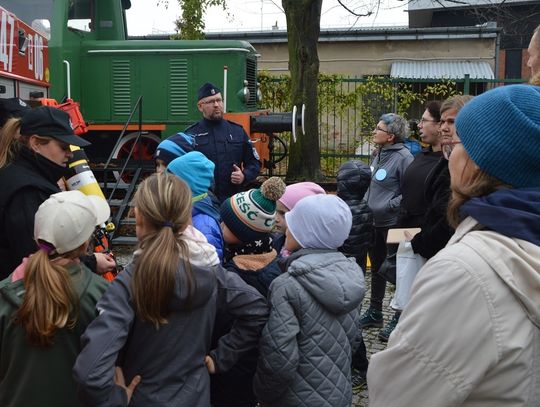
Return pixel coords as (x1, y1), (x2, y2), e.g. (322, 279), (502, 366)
(464, 74), (471, 95)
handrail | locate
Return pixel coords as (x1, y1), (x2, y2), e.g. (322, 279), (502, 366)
(103, 95), (144, 203)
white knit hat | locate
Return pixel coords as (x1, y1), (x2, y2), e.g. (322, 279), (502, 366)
(285, 194), (352, 249)
(35, 191), (110, 254)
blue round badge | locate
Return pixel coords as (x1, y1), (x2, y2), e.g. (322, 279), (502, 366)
(375, 168), (387, 181)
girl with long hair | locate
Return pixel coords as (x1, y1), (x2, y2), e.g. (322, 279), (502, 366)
(0, 190), (110, 407)
(74, 173), (268, 407)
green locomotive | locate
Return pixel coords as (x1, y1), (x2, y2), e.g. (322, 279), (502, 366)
(4, 0), (260, 161)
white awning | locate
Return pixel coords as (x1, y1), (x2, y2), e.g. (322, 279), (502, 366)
(390, 60), (494, 79)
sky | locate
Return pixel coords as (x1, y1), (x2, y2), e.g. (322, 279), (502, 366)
(126, 0), (410, 36)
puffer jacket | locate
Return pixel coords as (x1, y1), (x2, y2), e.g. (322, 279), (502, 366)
(368, 216), (540, 407)
(336, 160), (373, 266)
(253, 249), (365, 407)
(73, 231), (268, 407)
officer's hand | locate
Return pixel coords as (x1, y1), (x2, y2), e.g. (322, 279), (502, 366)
(231, 164), (245, 185)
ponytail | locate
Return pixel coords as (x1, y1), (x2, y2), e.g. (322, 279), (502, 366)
(0, 117), (23, 168)
(132, 173), (193, 328)
(16, 247), (84, 347)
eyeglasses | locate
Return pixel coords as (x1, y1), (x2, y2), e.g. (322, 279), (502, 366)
(375, 126), (390, 134)
(200, 97), (223, 105)
(419, 118), (439, 124)
(441, 140), (461, 160)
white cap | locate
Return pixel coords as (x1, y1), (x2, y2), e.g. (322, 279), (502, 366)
(34, 191), (111, 255)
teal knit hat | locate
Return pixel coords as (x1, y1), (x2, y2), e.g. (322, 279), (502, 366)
(455, 85), (540, 188)
(220, 177), (286, 241)
(167, 151), (215, 199)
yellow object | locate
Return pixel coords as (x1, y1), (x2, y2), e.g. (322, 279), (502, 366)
(65, 146), (106, 200)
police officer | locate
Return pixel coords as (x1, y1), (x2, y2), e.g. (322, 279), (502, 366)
(185, 83), (260, 203)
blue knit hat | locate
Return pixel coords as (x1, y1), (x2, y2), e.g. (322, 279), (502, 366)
(220, 177), (286, 242)
(167, 152), (215, 199)
(198, 83), (222, 102)
(154, 133), (194, 166)
(455, 85), (540, 188)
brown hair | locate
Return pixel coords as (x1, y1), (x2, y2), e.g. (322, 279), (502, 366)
(16, 244), (87, 347)
(132, 173), (193, 327)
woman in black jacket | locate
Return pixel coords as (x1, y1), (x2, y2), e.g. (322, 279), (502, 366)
(0, 106), (113, 279)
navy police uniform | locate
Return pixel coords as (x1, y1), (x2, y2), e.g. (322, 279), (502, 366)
(185, 118), (261, 203)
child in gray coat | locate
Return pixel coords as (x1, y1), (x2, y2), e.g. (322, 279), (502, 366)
(253, 194), (365, 407)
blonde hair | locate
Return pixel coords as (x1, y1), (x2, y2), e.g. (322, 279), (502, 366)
(447, 160), (509, 228)
(0, 118), (54, 168)
(132, 173), (193, 327)
(16, 244), (87, 347)
(440, 95), (474, 115)
(530, 71), (540, 86)
(0, 118), (23, 168)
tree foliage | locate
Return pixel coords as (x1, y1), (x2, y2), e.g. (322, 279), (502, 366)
(159, 0), (228, 39)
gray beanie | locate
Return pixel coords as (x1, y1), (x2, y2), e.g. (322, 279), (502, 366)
(285, 194), (352, 250)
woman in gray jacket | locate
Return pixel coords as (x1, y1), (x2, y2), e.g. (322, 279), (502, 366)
(361, 113), (413, 335)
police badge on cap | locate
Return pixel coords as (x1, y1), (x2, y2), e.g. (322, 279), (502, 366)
(197, 83), (222, 101)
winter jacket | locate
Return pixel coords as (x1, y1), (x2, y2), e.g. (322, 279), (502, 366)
(399, 149), (443, 227)
(73, 233), (268, 407)
(212, 251), (281, 407)
(366, 143), (413, 227)
(254, 249), (365, 407)
(224, 251), (281, 298)
(410, 159), (454, 259)
(368, 210), (540, 406)
(0, 262), (108, 407)
(0, 147), (65, 279)
(193, 195), (224, 262)
(186, 118), (261, 203)
(336, 161), (373, 267)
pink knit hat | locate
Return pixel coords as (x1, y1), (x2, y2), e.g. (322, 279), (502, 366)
(278, 182), (326, 211)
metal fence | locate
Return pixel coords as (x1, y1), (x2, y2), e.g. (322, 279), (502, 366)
(260, 76), (526, 179)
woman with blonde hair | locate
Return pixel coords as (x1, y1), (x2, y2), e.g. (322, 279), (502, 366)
(0, 190), (110, 407)
(74, 173), (268, 407)
(368, 85), (540, 406)
(0, 106), (114, 279)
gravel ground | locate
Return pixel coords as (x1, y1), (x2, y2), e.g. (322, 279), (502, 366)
(114, 248), (390, 406)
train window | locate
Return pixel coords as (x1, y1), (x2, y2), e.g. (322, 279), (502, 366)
(67, 0), (94, 32)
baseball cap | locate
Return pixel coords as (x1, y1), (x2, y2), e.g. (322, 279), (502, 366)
(20, 106), (91, 147)
(0, 97), (31, 126)
(34, 191), (111, 255)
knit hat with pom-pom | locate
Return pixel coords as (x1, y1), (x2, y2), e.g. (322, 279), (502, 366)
(220, 177), (286, 242)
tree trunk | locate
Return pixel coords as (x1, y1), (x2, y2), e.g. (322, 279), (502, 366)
(282, 0), (323, 181)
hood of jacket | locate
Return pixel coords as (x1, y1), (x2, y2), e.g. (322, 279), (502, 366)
(337, 160), (371, 201)
(450, 214), (540, 329)
(284, 249), (364, 315)
(193, 195), (221, 223)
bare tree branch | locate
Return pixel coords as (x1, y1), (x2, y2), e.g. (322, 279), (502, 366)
(337, 0), (373, 17)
